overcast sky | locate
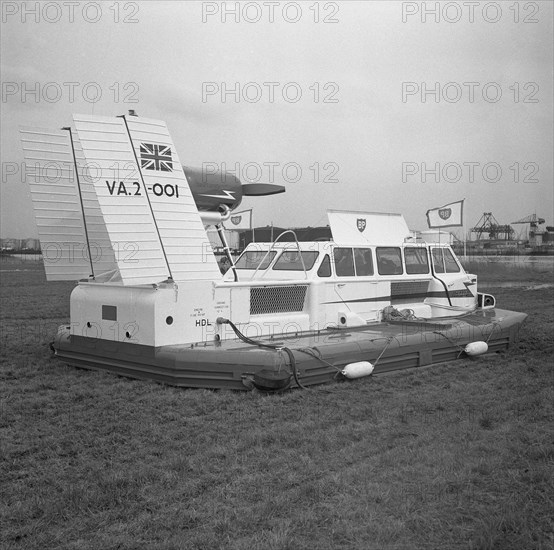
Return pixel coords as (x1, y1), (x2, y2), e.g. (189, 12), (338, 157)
(1, 0), (552, 239)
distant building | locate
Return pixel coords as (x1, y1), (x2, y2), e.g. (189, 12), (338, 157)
(22, 238), (40, 250)
(0, 238), (20, 251)
(0, 237), (40, 252)
(544, 227), (554, 243)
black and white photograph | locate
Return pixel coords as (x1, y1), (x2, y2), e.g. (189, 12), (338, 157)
(1, 1), (553, 548)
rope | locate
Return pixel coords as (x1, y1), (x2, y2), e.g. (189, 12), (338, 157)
(432, 330), (467, 358)
(218, 318), (401, 388)
(382, 306), (418, 322)
(373, 336), (396, 367)
(485, 322), (501, 344)
(433, 320), (500, 358)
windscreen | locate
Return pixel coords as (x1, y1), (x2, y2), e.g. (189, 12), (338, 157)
(272, 251), (319, 271)
(234, 250), (277, 270)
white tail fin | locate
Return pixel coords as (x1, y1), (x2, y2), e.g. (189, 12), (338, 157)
(69, 129), (120, 279)
(73, 114), (221, 283)
(19, 126), (118, 281)
(72, 114), (172, 285)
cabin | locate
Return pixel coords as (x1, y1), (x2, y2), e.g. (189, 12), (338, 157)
(214, 211), (478, 342)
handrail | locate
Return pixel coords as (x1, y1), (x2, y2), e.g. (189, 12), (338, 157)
(215, 205), (238, 282)
(250, 230), (309, 280)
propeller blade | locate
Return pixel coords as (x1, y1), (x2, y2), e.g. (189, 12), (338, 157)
(241, 183), (286, 196)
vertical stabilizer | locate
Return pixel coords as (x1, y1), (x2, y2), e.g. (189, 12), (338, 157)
(69, 130), (120, 279)
(19, 127), (93, 281)
(72, 115), (171, 285)
(73, 114), (221, 283)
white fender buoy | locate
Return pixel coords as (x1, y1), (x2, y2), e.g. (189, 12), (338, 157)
(464, 341), (488, 356)
(342, 361), (374, 379)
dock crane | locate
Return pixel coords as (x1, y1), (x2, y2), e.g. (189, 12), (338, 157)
(511, 214), (546, 244)
(471, 213), (514, 240)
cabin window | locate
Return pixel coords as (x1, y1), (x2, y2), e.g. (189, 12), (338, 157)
(431, 248), (445, 273)
(444, 249), (461, 273)
(317, 254), (332, 277)
(404, 248), (429, 274)
(272, 250), (319, 271)
(334, 248), (355, 277)
(354, 248), (374, 276)
(376, 247), (403, 275)
(235, 250), (277, 270)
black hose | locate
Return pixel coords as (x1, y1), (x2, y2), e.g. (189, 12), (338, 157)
(217, 317), (307, 389)
(281, 346), (307, 390)
(217, 317), (277, 350)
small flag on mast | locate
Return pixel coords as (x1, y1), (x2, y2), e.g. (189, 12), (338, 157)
(223, 209), (252, 230)
(426, 200), (464, 228)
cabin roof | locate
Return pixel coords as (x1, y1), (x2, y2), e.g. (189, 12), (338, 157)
(241, 240), (438, 252)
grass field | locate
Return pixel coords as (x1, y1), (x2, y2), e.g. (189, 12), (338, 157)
(1, 257), (553, 550)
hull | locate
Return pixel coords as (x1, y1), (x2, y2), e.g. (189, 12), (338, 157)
(53, 308), (527, 390)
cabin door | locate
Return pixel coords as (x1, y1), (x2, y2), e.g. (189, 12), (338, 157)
(429, 247), (475, 308)
(328, 247), (389, 323)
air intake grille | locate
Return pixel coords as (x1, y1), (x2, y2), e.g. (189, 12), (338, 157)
(391, 281), (429, 303)
(250, 285), (308, 315)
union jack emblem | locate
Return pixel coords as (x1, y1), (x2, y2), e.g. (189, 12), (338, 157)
(140, 143), (173, 172)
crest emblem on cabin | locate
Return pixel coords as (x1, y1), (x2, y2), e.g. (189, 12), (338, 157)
(439, 208), (452, 220)
(357, 218), (367, 232)
(231, 216), (242, 225)
(140, 143), (173, 172)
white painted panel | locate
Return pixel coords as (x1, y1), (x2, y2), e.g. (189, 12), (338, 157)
(124, 115), (222, 281)
(73, 115), (170, 285)
(20, 126), (92, 281)
(328, 210), (411, 246)
(69, 131), (120, 278)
